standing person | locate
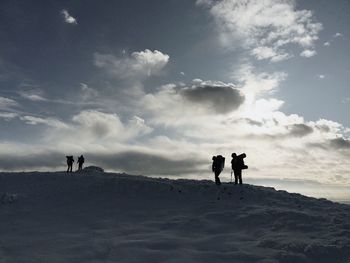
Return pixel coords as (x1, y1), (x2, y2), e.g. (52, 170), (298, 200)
(77, 155), (85, 171)
(231, 153), (248, 185)
(212, 155), (225, 185)
(66, 156), (74, 173)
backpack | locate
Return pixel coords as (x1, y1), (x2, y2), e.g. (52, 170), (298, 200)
(216, 155), (225, 170)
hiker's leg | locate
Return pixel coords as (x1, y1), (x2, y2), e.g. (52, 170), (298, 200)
(238, 170), (242, 184)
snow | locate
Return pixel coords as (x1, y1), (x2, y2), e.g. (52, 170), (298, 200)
(0, 171), (349, 263)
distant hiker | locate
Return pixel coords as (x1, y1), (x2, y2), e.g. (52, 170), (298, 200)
(231, 153), (248, 184)
(212, 155), (225, 185)
(66, 156), (74, 173)
(77, 155), (85, 171)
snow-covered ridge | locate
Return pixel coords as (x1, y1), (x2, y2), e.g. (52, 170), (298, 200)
(1, 171), (349, 263)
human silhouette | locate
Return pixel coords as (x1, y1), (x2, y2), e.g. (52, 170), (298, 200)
(66, 156), (74, 173)
(231, 153), (248, 184)
(212, 155), (225, 185)
(77, 155), (85, 171)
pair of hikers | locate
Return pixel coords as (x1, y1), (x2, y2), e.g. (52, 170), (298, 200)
(212, 153), (248, 185)
(66, 155), (85, 172)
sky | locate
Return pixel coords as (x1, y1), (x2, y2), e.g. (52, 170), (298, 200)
(0, 0), (350, 201)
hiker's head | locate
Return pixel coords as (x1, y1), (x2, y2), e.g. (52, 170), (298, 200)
(212, 156), (216, 161)
(231, 153), (237, 158)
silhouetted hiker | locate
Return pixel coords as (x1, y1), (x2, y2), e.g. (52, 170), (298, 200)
(77, 155), (85, 171)
(231, 153), (248, 184)
(66, 156), (74, 173)
(212, 155), (225, 185)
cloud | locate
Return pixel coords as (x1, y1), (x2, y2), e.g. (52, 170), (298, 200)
(0, 144), (205, 175)
(234, 64), (287, 98)
(313, 119), (343, 135)
(300, 49), (317, 58)
(322, 32), (343, 48)
(70, 110), (153, 142)
(197, 0), (322, 62)
(20, 116), (68, 129)
(0, 97), (18, 109)
(251, 46), (292, 62)
(61, 9), (77, 24)
(333, 32), (343, 38)
(0, 148), (64, 171)
(18, 89), (47, 102)
(329, 137), (350, 150)
(80, 83), (99, 101)
(94, 49), (169, 79)
(141, 80), (245, 128)
(181, 84), (245, 114)
(89, 151), (206, 176)
(0, 112), (18, 120)
(318, 74), (325, 79)
(192, 78), (203, 83)
(287, 123), (313, 137)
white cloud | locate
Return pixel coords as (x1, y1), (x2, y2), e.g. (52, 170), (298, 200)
(0, 112), (18, 120)
(70, 110), (152, 142)
(20, 116), (68, 129)
(251, 46), (292, 62)
(318, 74), (325, 79)
(61, 9), (77, 24)
(323, 32), (344, 47)
(234, 64), (287, 98)
(94, 49), (169, 79)
(333, 32), (343, 38)
(80, 83), (98, 101)
(197, 0), (322, 62)
(180, 71), (185, 76)
(300, 49), (317, 58)
(18, 90), (47, 102)
(0, 97), (18, 109)
(192, 78), (203, 83)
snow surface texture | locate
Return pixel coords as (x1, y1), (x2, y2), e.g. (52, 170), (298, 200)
(0, 171), (349, 263)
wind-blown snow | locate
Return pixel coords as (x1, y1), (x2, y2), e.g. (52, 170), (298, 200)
(0, 171), (349, 262)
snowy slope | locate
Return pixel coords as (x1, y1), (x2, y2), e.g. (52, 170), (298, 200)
(0, 171), (349, 263)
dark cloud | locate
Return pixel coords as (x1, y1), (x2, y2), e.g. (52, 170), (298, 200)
(224, 117), (263, 127)
(181, 85), (245, 114)
(287, 124), (313, 137)
(308, 137), (350, 152)
(89, 151), (207, 176)
(245, 123), (314, 141)
(244, 118), (264, 127)
(0, 150), (207, 175)
(329, 138), (350, 150)
(315, 124), (331, 133)
(0, 151), (64, 170)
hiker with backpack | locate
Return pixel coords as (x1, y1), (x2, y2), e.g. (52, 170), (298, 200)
(231, 153), (248, 184)
(212, 155), (225, 185)
(66, 156), (74, 173)
(77, 155), (85, 171)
